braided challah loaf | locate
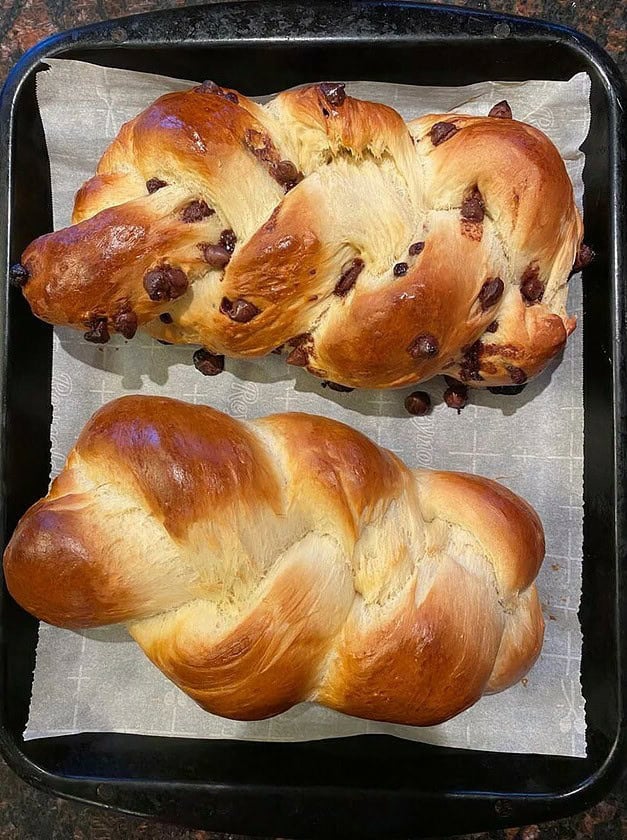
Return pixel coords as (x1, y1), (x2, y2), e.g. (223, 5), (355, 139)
(4, 396), (545, 725)
(12, 81), (590, 392)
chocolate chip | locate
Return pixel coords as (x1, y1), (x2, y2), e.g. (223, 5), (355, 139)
(322, 107), (330, 118)
(159, 313), (173, 324)
(507, 365), (527, 385)
(143, 265), (188, 302)
(319, 82), (346, 108)
(219, 229), (237, 254)
(244, 129), (274, 163)
(273, 160), (299, 185)
(488, 100), (513, 119)
(572, 243), (594, 272)
(199, 243), (231, 268)
(193, 348), (224, 376)
(113, 310), (138, 339)
(393, 262), (409, 277)
(9, 263), (29, 287)
(196, 81), (238, 104)
(444, 383), (468, 412)
(220, 297), (260, 323)
(197, 80), (222, 94)
(520, 264), (544, 303)
(286, 346), (310, 367)
(146, 178), (167, 194)
(430, 122), (458, 146)
(84, 317), (110, 344)
(409, 241), (425, 256)
(321, 380), (353, 393)
(181, 200), (214, 223)
(459, 339), (483, 382)
(478, 277), (504, 310)
(486, 320), (499, 333)
(287, 333), (312, 348)
(488, 383), (527, 395)
(334, 258), (364, 297)
(461, 188), (485, 222)
(404, 391), (431, 416)
(408, 333), (439, 359)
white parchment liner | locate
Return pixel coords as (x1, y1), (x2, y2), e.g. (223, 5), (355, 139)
(23, 60), (589, 756)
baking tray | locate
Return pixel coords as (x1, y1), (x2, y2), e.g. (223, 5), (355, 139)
(0, 1), (624, 837)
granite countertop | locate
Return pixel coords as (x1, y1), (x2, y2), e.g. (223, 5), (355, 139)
(0, 1), (624, 838)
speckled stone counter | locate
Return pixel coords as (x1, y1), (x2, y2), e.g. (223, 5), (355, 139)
(0, 1), (624, 838)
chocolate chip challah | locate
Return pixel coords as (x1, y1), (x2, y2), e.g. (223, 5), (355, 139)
(4, 396), (545, 725)
(12, 81), (589, 391)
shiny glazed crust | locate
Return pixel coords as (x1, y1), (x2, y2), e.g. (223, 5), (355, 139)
(17, 82), (583, 389)
(4, 396), (545, 725)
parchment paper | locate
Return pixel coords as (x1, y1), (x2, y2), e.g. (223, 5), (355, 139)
(24, 59), (590, 756)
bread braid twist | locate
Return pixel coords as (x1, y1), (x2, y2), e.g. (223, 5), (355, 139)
(15, 82), (587, 391)
(4, 396), (545, 725)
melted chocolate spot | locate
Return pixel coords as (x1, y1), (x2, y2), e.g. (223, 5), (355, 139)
(409, 241), (425, 256)
(286, 346), (310, 367)
(486, 320), (499, 333)
(573, 243), (594, 272)
(478, 277), (504, 310)
(287, 333), (312, 348)
(488, 100), (513, 119)
(113, 310), (138, 339)
(334, 258), (364, 297)
(507, 365), (527, 385)
(393, 262), (409, 277)
(197, 80), (222, 94)
(199, 243), (231, 269)
(193, 348), (224, 376)
(196, 81), (238, 104)
(84, 317), (110, 344)
(443, 382), (468, 412)
(430, 122), (458, 146)
(220, 297), (260, 323)
(146, 178), (168, 194)
(319, 82), (346, 107)
(404, 391), (431, 416)
(244, 129), (274, 164)
(408, 333), (439, 359)
(219, 229), (237, 254)
(143, 265), (188, 302)
(461, 188), (485, 222)
(274, 160), (299, 184)
(520, 264), (544, 303)
(159, 313), (173, 324)
(181, 200), (214, 223)
(459, 339), (484, 382)
(9, 263), (29, 287)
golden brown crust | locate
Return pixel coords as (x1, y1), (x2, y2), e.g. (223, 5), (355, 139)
(3, 396), (545, 725)
(18, 83), (582, 389)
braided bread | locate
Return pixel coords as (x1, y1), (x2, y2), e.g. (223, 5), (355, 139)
(12, 81), (589, 392)
(4, 396), (545, 725)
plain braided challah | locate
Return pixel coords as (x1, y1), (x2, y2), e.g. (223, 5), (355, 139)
(4, 396), (545, 725)
(13, 81), (590, 392)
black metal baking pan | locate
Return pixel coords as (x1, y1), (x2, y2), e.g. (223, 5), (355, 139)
(0, 1), (624, 837)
